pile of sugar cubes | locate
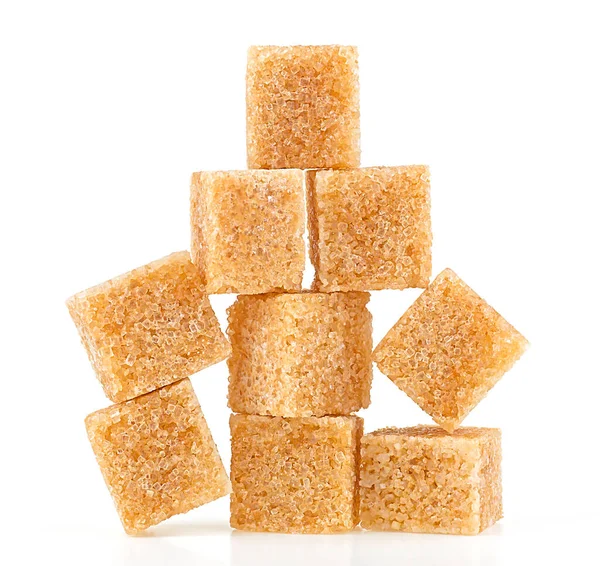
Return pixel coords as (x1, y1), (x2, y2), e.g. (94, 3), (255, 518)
(67, 46), (527, 536)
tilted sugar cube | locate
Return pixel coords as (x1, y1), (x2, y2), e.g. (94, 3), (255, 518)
(67, 251), (230, 403)
(374, 268), (528, 432)
(85, 379), (231, 534)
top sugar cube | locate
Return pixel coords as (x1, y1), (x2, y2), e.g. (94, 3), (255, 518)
(67, 251), (230, 403)
(246, 45), (360, 169)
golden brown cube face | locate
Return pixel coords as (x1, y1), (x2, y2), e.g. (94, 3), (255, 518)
(227, 292), (373, 417)
(246, 45), (360, 170)
(85, 379), (231, 535)
(374, 269), (528, 432)
(230, 415), (363, 533)
(190, 170), (305, 294)
(67, 252), (230, 403)
(360, 426), (502, 535)
(307, 166), (432, 292)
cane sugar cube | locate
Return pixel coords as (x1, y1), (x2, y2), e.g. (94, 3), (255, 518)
(85, 379), (231, 535)
(67, 252), (230, 403)
(190, 170), (305, 294)
(360, 426), (502, 535)
(227, 292), (372, 417)
(247, 45), (360, 170)
(230, 414), (363, 533)
(307, 166), (432, 292)
(373, 269), (528, 432)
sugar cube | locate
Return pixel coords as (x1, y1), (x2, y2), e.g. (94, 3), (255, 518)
(307, 166), (432, 292)
(360, 426), (502, 535)
(67, 251), (230, 403)
(374, 269), (528, 432)
(246, 45), (360, 170)
(230, 414), (363, 533)
(227, 292), (372, 417)
(190, 170), (305, 294)
(85, 379), (231, 534)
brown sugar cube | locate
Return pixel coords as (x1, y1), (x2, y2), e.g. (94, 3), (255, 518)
(227, 292), (372, 417)
(373, 269), (528, 432)
(67, 251), (230, 403)
(190, 170), (305, 294)
(85, 379), (231, 535)
(360, 426), (502, 535)
(246, 45), (360, 170)
(230, 414), (363, 533)
(307, 166), (432, 292)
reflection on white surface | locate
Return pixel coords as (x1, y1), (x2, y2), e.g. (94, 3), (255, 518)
(143, 520), (233, 539)
(231, 531), (354, 566)
(229, 524), (504, 566)
(8, 517), (596, 565)
(350, 525), (503, 566)
(112, 537), (225, 566)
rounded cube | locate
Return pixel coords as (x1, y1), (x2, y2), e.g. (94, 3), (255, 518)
(227, 292), (373, 417)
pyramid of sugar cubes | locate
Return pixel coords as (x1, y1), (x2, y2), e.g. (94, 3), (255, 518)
(67, 45), (528, 536)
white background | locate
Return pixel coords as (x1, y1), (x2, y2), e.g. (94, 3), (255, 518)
(1, 1), (599, 565)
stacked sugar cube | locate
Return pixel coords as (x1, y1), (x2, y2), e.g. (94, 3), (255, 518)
(67, 45), (527, 537)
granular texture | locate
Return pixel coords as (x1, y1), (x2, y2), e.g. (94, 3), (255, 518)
(307, 166), (431, 292)
(85, 379), (231, 535)
(67, 252), (230, 403)
(230, 414), (363, 533)
(373, 269), (528, 432)
(360, 426), (502, 535)
(190, 170), (305, 294)
(247, 45), (360, 170)
(227, 292), (372, 417)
